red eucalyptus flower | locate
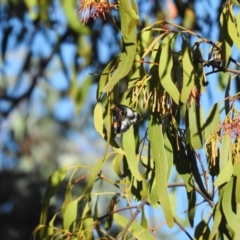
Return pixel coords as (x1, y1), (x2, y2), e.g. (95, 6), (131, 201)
(79, 0), (118, 24)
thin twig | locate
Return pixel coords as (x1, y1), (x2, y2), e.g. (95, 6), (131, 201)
(167, 182), (215, 208)
(116, 199), (148, 240)
(174, 217), (194, 240)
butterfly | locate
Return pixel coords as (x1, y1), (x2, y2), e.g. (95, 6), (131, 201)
(111, 103), (140, 134)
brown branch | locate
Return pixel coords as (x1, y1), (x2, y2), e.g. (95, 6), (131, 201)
(168, 182), (215, 209)
(116, 199), (148, 240)
(174, 217), (194, 240)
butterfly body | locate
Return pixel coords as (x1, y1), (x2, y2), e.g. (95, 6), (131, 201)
(112, 103), (139, 134)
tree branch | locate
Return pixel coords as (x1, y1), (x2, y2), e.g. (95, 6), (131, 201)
(116, 199), (148, 240)
(168, 182), (215, 208)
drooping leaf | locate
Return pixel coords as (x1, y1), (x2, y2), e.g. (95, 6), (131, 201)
(122, 126), (142, 181)
(94, 102), (104, 138)
(222, 178), (237, 233)
(39, 166), (68, 238)
(81, 202), (94, 240)
(159, 34), (180, 104)
(192, 44), (206, 93)
(236, 202), (240, 239)
(204, 103), (220, 140)
(237, 12), (240, 35)
(112, 153), (124, 178)
(194, 219), (210, 240)
(220, 6), (233, 67)
(105, 195), (119, 230)
(61, 0), (90, 35)
(226, 4), (240, 49)
(122, 0), (140, 22)
(224, 73), (231, 114)
(188, 146), (212, 200)
(234, 161), (240, 203)
(181, 38), (194, 103)
(209, 201), (222, 240)
(47, 213), (58, 237)
(141, 207), (148, 229)
(163, 133), (173, 180)
(63, 198), (79, 231)
(97, 55), (121, 100)
(220, 134), (231, 171)
(231, 0), (240, 6)
(148, 114), (174, 227)
(214, 159), (233, 187)
(42, 166), (68, 204)
(188, 188), (196, 227)
(61, 177), (73, 216)
(189, 104), (204, 150)
(102, 0), (137, 93)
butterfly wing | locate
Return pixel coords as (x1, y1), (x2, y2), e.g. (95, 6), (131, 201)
(112, 104), (140, 134)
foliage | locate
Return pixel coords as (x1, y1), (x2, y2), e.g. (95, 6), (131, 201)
(1, 0), (240, 239)
(30, 0), (240, 239)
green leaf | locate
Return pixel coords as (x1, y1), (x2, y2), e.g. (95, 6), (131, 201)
(122, 0), (140, 22)
(102, 1), (137, 93)
(180, 173), (194, 192)
(24, 0), (38, 20)
(114, 213), (154, 240)
(209, 201), (222, 240)
(137, 29), (152, 56)
(188, 147), (212, 200)
(81, 202), (94, 240)
(47, 213), (57, 236)
(194, 220), (210, 240)
(61, 179), (73, 216)
(94, 102), (104, 138)
(236, 203), (240, 239)
(39, 166), (68, 238)
(148, 115), (174, 227)
(220, 134), (231, 171)
(141, 207), (148, 229)
(122, 127), (142, 181)
(97, 55), (121, 100)
(227, 5), (240, 49)
(214, 159), (233, 187)
(237, 12), (240, 36)
(61, 0), (90, 35)
(181, 39), (194, 103)
(204, 103), (220, 140)
(105, 195), (118, 230)
(163, 133), (173, 180)
(192, 44), (206, 93)
(231, 0), (240, 6)
(189, 104), (204, 150)
(220, 6), (233, 67)
(63, 199), (79, 231)
(159, 35), (180, 104)
(222, 178), (238, 233)
(188, 188), (196, 227)
(42, 166), (68, 204)
(234, 161), (240, 203)
(112, 153), (124, 178)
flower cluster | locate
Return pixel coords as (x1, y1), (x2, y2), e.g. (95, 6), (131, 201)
(79, 0), (118, 24)
(220, 115), (240, 140)
(188, 85), (201, 105)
